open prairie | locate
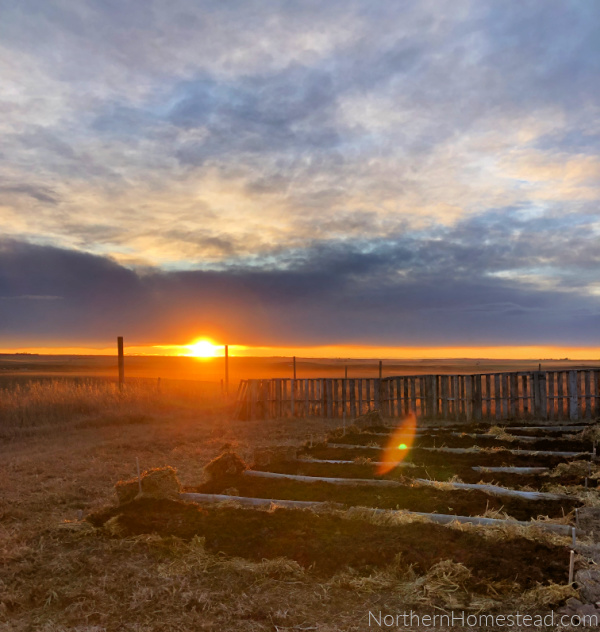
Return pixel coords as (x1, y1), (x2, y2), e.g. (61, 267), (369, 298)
(1, 353), (597, 382)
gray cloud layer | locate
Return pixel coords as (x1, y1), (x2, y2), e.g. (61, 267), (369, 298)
(1, 223), (598, 347)
(1, 1), (599, 347)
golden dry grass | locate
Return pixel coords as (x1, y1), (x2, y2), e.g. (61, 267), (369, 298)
(0, 378), (225, 439)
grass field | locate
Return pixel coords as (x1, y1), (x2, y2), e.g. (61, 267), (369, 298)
(0, 372), (596, 631)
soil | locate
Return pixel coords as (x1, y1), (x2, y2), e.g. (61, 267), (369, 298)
(305, 444), (582, 470)
(88, 497), (571, 589)
(334, 431), (592, 453)
(256, 459), (595, 490)
(193, 474), (579, 521)
(369, 422), (595, 435)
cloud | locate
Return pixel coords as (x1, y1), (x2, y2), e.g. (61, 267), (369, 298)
(1, 234), (598, 348)
(0, 1), (599, 347)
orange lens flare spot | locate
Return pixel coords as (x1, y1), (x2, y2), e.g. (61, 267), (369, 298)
(376, 412), (417, 475)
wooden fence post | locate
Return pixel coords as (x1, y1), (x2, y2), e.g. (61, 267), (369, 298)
(265, 380), (272, 419)
(428, 375), (437, 419)
(441, 375), (448, 419)
(522, 375), (529, 417)
(510, 373), (518, 418)
(249, 380), (257, 420)
(473, 374), (482, 421)
(275, 379), (282, 417)
(596, 370), (600, 418)
(117, 336), (124, 390)
(485, 375), (491, 418)
(532, 372), (540, 417)
(557, 372), (564, 420)
(464, 375), (472, 422)
(388, 379), (394, 417)
(538, 372), (547, 420)
(290, 378), (295, 417)
(585, 371), (592, 420)
(224, 345), (229, 395)
(494, 374), (501, 420)
(452, 375), (459, 420)
(358, 379), (363, 416)
(319, 379), (325, 417)
(547, 372), (554, 420)
(501, 374), (509, 419)
(304, 379), (309, 417)
(568, 370), (579, 421)
(331, 378), (340, 417)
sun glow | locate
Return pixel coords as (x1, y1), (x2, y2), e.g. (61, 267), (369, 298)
(185, 339), (219, 358)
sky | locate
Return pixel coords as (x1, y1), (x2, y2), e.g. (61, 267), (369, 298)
(1, 0), (599, 357)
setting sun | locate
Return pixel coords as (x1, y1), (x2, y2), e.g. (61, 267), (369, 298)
(185, 340), (219, 358)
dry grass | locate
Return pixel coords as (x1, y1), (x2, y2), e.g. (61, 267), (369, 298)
(330, 558), (499, 611)
(549, 460), (599, 479)
(486, 426), (519, 442)
(0, 377), (227, 439)
(568, 423), (600, 443)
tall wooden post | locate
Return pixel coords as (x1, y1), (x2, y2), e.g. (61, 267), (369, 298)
(473, 374), (482, 421)
(117, 336), (124, 390)
(378, 361), (383, 413)
(293, 356), (296, 379)
(465, 375), (473, 422)
(224, 345), (229, 395)
(568, 370), (579, 421)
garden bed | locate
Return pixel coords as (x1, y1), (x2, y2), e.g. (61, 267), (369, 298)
(88, 497), (572, 589)
(255, 459), (596, 490)
(192, 473), (579, 521)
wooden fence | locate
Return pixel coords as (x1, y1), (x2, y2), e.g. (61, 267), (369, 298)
(234, 369), (600, 422)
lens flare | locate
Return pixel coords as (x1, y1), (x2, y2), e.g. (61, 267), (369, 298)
(376, 412), (417, 475)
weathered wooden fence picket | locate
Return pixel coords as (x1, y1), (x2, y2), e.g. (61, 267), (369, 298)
(234, 369), (600, 422)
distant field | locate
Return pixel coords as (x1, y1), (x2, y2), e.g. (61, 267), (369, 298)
(1, 353), (598, 384)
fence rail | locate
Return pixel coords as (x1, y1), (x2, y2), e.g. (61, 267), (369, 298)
(234, 369), (600, 422)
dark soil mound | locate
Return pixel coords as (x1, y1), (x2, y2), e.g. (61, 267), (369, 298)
(115, 466), (181, 504)
(258, 459), (595, 490)
(333, 431), (591, 453)
(193, 474), (578, 522)
(307, 444), (580, 470)
(204, 451), (247, 481)
(88, 498), (570, 589)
